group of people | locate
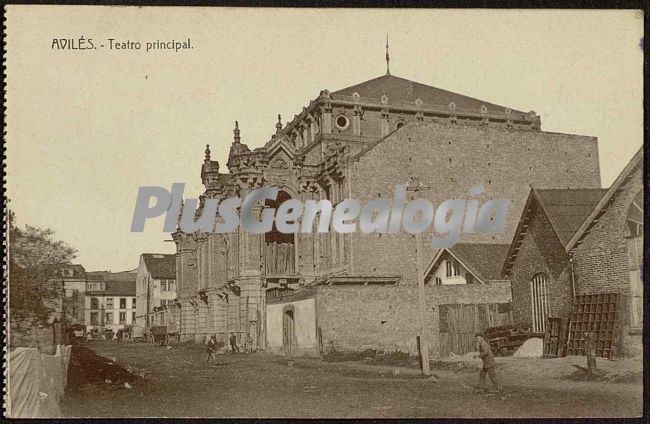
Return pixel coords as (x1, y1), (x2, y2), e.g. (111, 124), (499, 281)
(205, 332), (255, 365)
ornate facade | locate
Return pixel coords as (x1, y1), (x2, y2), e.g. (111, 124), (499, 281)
(172, 73), (600, 349)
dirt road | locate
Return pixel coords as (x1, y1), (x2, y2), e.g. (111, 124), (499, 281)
(60, 341), (642, 418)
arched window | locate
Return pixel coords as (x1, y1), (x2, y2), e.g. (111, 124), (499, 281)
(625, 190), (643, 327)
(530, 273), (550, 333)
(264, 190), (295, 275)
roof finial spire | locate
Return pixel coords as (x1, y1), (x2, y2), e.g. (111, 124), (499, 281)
(276, 114), (283, 132)
(385, 34), (390, 75)
(204, 144), (211, 161)
(233, 120), (241, 144)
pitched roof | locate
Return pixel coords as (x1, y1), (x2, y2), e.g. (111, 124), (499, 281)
(142, 253), (176, 280)
(534, 188), (608, 247)
(51, 264), (86, 280)
(332, 74), (527, 117)
(566, 147), (644, 252)
(87, 270), (137, 282)
(502, 188), (606, 275)
(426, 243), (511, 284)
(86, 271), (136, 296)
(86, 280), (135, 296)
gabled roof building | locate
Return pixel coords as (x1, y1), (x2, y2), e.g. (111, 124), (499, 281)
(503, 188), (606, 333)
(566, 148), (643, 357)
(425, 243), (511, 286)
(135, 253), (177, 328)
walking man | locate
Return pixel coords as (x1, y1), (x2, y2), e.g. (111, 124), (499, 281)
(229, 332), (240, 353)
(206, 335), (217, 366)
(474, 333), (503, 393)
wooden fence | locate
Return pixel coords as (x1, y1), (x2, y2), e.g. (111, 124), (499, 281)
(439, 303), (512, 358)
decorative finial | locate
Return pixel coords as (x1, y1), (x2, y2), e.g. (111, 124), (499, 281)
(276, 114), (283, 132)
(385, 34), (390, 75)
(233, 120), (241, 144)
(204, 144), (211, 161)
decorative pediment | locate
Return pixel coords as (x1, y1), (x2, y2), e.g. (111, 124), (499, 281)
(266, 141), (295, 167)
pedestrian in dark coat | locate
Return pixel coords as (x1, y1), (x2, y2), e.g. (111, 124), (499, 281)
(206, 335), (217, 365)
(229, 332), (240, 353)
(474, 333), (503, 393)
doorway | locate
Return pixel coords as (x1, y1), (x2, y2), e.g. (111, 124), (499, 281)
(282, 307), (296, 356)
(531, 273), (549, 333)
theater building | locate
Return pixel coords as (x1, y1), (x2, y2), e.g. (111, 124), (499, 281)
(172, 69), (601, 354)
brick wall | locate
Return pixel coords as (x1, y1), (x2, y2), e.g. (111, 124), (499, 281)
(315, 281), (511, 358)
(509, 200), (574, 328)
(348, 123), (601, 285)
(572, 164), (643, 357)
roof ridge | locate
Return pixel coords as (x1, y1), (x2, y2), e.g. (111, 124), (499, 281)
(565, 147), (643, 252)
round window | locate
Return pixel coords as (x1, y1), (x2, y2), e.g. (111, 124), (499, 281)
(335, 115), (350, 130)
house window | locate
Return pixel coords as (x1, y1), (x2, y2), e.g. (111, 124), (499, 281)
(445, 260), (461, 277)
(434, 277), (442, 286)
(87, 282), (105, 291)
(90, 297), (99, 310)
(90, 312), (99, 325)
(120, 298), (127, 309)
(132, 297), (136, 308)
(132, 312), (136, 323)
(169, 282), (176, 291)
(119, 312), (126, 324)
(106, 297), (113, 308)
(466, 274), (474, 285)
(106, 312), (113, 324)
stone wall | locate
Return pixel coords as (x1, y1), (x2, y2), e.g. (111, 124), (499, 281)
(9, 317), (61, 355)
(348, 123), (601, 285)
(315, 281), (511, 358)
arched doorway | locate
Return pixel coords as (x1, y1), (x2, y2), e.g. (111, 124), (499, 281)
(282, 306), (296, 356)
(264, 190), (296, 275)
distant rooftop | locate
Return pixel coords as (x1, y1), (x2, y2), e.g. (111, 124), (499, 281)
(142, 253), (176, 280)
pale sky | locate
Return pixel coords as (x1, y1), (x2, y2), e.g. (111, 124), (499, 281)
(6, 7), (644, 272)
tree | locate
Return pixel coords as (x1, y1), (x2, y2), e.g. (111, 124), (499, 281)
(8, 210), (78, 325)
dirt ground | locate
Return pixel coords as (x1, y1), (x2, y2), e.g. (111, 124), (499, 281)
(60, 340), (643, 418)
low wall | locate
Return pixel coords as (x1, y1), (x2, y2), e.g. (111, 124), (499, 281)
(267, 296), (319, 357)
(316, 282), (512, 358)
(8, 345), (72, 418)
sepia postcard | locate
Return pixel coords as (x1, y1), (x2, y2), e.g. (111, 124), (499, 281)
(4, 5), (645, 419)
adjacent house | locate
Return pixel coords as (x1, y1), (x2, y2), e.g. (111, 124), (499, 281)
(502, 148), (643, 357)
(502, 188), (606, 333)
(566, 148), (643, 357)
(425, 243), (511, 286)
(55, 264), (87, 326)
(85, 270), (137, 334)
(135, 253), (177, 327)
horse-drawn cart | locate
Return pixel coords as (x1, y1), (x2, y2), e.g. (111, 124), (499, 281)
(130, 325), (147, 342)
(148, 325), (179, 346)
